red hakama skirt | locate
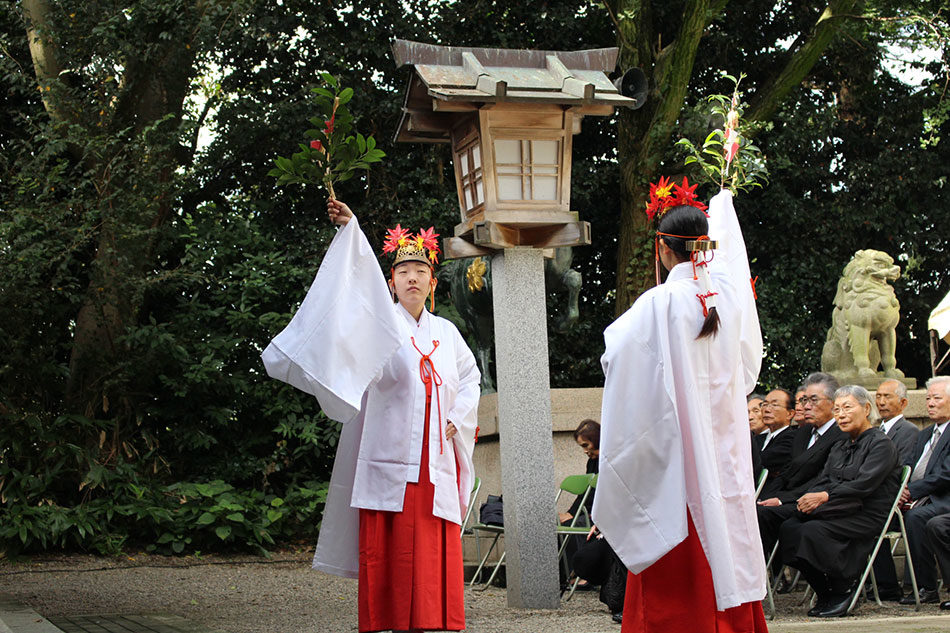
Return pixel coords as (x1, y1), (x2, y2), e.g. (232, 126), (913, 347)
(622, 513), (768, 633)
(357, 393), (465, 632)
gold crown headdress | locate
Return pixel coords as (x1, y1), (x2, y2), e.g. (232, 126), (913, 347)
(382, 225), (440, 266)
(381, 225), (441, 311)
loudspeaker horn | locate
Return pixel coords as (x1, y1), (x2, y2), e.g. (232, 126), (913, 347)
(613, 68), (648, 110)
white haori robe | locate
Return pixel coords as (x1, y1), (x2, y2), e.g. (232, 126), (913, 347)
(592, 189), (767, 610)
(261, 218), (481, 578)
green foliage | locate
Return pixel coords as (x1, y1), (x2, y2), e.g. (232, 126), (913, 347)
(269, 73), (386, 197)
(0, 411), (328, 556)
(675, 73), (769, 195)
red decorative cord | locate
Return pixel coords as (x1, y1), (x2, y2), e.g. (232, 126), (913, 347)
(750, 276), (759, 300)
(411, 337), (444, 454)
(696, 291), (719, 317)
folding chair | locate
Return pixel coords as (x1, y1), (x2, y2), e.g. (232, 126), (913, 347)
(555, 474), (598, 600)
(468, 473), (597, 590)
(755, 468), (769, 500)
(460, 476), (482, 536)
(798, 465), (919, 615)
(850, 465), (919, 614)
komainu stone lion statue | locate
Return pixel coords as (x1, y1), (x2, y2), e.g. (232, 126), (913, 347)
(820, 249), (908, 386)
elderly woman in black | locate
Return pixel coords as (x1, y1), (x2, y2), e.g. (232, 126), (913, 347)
(778, 384), (900, 618)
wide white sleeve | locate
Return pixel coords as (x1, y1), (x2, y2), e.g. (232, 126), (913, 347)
(593, 300), (688, 574)
(261, 218), (408, 422)
(706, 189), (762, 393)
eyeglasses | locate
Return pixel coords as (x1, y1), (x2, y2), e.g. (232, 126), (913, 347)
(797, 395), (830, 407)
(762, 402), (791, 410)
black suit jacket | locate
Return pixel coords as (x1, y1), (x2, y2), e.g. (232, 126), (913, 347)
(883, 415), (919, 464)
(760, 426), (796, 474)
(907, 421), (950, 508)
(764, 421), (846, 503)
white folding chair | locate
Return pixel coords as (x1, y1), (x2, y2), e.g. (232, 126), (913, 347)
(850, 465), (919, 614)
(755, 468), (769, 500)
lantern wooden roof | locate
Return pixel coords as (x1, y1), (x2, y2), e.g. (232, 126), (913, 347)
(393, 39), (636, 143)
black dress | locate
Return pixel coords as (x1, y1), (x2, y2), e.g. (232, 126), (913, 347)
(779, 426), (900, 583)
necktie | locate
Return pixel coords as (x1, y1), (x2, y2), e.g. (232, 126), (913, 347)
(911, 426), (943, 482)
(807, 427), (820, 449)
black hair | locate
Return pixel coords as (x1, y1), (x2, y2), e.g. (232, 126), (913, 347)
(657, 205), (720, 339)
(573, 419), (601, 449)
(772, 388), (795, 410)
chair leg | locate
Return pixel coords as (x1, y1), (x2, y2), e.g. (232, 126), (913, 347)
(482, 550), (505, 589)
(470, 534), (500, 587)
(894, 513), (921, 611)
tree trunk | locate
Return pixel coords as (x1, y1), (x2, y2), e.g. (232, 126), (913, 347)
(612, 0), (713, 315)
(22, 2), (198, 419)
(611, 0), (865, 314)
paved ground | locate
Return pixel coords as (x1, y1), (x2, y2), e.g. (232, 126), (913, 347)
(1, 551), (947, 632)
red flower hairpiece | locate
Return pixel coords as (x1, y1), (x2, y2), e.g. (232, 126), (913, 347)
(645, 176), (708, 220)
(381, 225), (440, 264)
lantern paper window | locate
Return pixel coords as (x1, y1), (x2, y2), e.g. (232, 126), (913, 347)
(456, 141), (484, 212)
(494, 139), (560, 202)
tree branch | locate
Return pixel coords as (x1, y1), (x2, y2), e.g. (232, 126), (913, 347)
(21, 0), (73, 124)
(745, 0), (863, 123)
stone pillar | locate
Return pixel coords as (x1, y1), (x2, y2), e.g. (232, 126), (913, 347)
(490, 248), (560, 608)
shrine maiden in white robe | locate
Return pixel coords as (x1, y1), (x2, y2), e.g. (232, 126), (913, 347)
(261, 217), (481, 578)
(592, 190), (767, 610)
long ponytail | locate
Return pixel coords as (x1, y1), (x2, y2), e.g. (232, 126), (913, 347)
(657, 206), (721, 340)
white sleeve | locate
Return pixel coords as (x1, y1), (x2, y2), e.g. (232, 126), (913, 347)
(707, 189), (762, 393)
(261, 218), (408, 422)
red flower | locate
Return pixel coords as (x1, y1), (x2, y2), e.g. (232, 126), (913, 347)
(310, 140), (323, 151)
(324, 113), (335, 135)
(382, 224), (410, 254)
(417, 226), (440, 252)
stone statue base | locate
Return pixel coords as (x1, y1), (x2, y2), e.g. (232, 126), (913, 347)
(829, 372), (917, 391)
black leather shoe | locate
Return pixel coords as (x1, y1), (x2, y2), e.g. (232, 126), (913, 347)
(775, 576), (793, 594)
(611, 611), (623, 624)
(807, 596), (831, 617)
(817, 591), (855, 617)
(940, 600), (950, 610)
(875, 586), (904, 602)
(900, 588), (940, 604)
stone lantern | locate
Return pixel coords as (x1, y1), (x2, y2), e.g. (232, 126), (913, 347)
(393, 39), (639, 256)
(391, 39), (640, 609)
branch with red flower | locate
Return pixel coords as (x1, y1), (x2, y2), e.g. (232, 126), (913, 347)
(269, 73), (385, 199)
(675, 72), (768, 195)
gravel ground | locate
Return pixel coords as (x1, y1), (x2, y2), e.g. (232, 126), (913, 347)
(1, 552), (947, 633)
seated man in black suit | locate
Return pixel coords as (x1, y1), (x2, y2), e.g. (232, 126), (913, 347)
(876, 378), (919, 463)
(896, 376), (950, 605)
(869, 378), (921, 600)
(759, 388), (797, 492)
(924, 510), (950, 610)
(757, 373), (845, 562)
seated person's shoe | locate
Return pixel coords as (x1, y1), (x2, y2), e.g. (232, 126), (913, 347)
(807, 596), (831, 617)
(874, 584), (904, 602)
(940, 600), (950, 610)
(611, 611), (623, 624)
(775, 575), (794, 594)
(817, 591), (854, 617)
(900, 588), (940, 604)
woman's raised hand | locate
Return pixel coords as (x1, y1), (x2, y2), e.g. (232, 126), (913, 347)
(327, 199), (354, 226)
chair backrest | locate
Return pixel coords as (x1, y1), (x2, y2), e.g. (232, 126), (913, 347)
(460, 476), (482, 534)
(885, 465), (912, 523)
(754, 468), (769, 500)
(559, 473), (595, 495)
(555, 473), (596, 527)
